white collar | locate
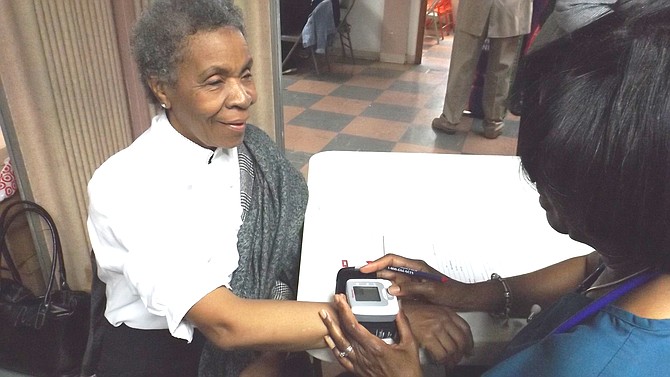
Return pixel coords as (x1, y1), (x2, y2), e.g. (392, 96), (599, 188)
(151, 112), (236, 166)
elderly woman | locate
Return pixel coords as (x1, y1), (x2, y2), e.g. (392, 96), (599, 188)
(321, 1), (670, 376)
(85, 1), (333, 376)
(85, 1), (471, 376)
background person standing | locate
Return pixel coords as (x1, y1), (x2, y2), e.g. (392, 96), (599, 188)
(432, 0), (532, 139)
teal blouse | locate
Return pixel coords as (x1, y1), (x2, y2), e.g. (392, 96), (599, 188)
(484, 304), (670, 376)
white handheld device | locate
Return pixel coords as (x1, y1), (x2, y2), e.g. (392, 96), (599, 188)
(345, 278), (399, 339)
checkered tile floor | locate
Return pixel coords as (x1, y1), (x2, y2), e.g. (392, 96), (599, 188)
(282, 35), (520, 177)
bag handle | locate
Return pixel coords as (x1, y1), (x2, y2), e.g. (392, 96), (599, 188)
(0, 200), (67, 329)
(0, 200), (68, 288)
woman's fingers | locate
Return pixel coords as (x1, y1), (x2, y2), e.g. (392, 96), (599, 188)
(399, 300), (475, 368)
(324, 334), (354, 370)
(388, 280), (440, 298)
(322, 294), (423, 377)
(320, 307), (356, 371)
(452, 313), (474, 356)
(333, 294), (377, 347)
(332, 294), (391, 354)
(360, 254), (433, 274)
(394, 308), (417, 350)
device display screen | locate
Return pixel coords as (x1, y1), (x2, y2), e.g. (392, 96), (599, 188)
(353, 286), (381, 302)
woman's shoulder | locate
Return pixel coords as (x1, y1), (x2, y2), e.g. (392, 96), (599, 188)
(596, 307), (670, 375)
(603, 304), (670, 334)
(553, 308), (670, 361)
(486, 308), (670, 377)
(92, 137), (149, 176)
(88, 128), (165, 196)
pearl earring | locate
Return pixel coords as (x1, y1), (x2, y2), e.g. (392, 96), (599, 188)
(160, 103), (167, 109)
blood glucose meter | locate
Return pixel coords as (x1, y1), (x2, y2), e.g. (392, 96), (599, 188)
(345, 278), (399, 340)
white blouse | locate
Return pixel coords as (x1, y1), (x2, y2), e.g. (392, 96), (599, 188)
(87, 113), (242, 342)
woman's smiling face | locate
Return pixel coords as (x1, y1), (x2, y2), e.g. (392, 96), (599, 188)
(153, 26), (257, 149)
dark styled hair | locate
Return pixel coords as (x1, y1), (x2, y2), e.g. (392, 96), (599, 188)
(516, 0), (670, 269)
(131, 0), (245, 103)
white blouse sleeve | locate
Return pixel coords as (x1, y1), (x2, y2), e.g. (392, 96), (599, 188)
(87, 157), (240, 341)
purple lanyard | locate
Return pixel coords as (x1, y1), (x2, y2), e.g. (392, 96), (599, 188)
(551, 270), (659, 335)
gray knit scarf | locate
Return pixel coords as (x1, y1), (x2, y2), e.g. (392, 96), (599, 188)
(198, 124), (309, 377)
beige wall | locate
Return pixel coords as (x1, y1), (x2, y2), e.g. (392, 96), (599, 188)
(380, 0), (412, 64)
(235, 1), (283, 143)
(346, 0), (423, 64)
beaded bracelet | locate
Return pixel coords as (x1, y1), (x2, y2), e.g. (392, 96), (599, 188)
(490, 273), (512, 320)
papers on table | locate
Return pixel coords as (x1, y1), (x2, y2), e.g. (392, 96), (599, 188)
(382, 233), (492, 283)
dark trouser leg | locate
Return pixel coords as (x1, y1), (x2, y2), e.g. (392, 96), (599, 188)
(96, 319), (204, 377)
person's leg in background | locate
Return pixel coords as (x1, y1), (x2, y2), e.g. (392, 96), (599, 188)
(432, 29), (486, 133)
(480, 35), (523, 139)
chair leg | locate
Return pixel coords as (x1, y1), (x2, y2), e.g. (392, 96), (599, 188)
(427, 15), (441, 44)
(309, 47), (320, 75)
(325, 43), (331, 72)
(346, 32), (355, 65)
(339, 30), (355, 65)
(282, 38), (302, 69)
(439, 14), (446, 40)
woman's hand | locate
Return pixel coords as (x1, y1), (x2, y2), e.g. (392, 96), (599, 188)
(401, 300), (473, 368)
(361, 254), (442, 277)
(361, 254), (472, 309)
(320, 294), (422, 377)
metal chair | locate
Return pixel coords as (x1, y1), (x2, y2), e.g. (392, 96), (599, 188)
(337, 0), (357, 65)
(426, 0), (454, 43)
(281, 0), (337, 75)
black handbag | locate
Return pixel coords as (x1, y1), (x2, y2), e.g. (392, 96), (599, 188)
(0, 200), (90, 376)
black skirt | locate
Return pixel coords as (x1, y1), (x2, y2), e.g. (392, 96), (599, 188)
(95, 319), (205, 377)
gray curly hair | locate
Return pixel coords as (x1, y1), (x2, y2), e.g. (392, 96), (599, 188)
(132, 0), (245, 104)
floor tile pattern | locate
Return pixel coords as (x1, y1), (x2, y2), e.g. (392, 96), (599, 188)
(282, 36), (520, 177)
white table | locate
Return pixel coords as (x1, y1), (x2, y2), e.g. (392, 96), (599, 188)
(297, 151), (592, 366)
